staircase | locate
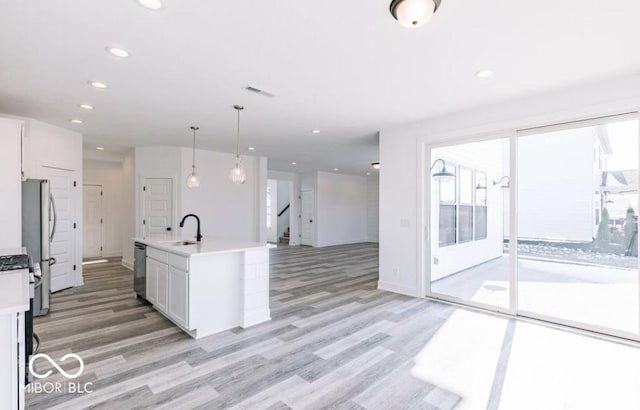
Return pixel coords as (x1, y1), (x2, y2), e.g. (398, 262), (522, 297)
(279, 227), (290, 244)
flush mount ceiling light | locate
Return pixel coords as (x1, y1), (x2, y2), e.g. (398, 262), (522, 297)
(248, 146), (255, 151)
(291, 162), (297, 165)
(371, 162), (380, 170)
(187, 126), (200, 189)
(430, 158), (455, 181)
(230, 105), (247, 185)
(78, 104), (94, 110)
(89, 81), (108, 89)
(390, 0), (441, 28)
(475, 69), (494, 78)
(311, 129), (321, 134)
(106, 47), (130, 58)
(138, 0), (163, 10)
(70, 119), (83, 124)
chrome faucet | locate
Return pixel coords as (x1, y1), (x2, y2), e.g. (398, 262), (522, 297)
(179, 214), (202, 242)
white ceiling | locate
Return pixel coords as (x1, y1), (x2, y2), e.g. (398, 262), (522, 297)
(1, 0), (640, 175)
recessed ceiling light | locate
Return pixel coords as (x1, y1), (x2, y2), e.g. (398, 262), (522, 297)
(106, 47), (130, 58)
(96, 146), (105, 151)
(78, 104), (94, 110)
(333, 168), (339, 172)
(70, 119), (83, 124)
(138, 0), (163, 10)
(475, 69), (494, 79)
(89, 81), (108, 89)
(248, 147), (255, 151)
(366, 172), (371, 176)
(311, 129), (321, 134)
(291, 162), (297, 165)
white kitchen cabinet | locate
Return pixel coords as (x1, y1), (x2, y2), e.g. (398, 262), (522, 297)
(168, 267), (189, 329)
(146, 258), (158, 304)
(156, 263), (168, 312)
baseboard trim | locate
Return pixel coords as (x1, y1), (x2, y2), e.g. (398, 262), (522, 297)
(122, 259), (134, 271)
(314, 239), (368, 248)
(377, 280), (420, 298)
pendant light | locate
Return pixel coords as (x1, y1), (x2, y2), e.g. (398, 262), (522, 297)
(389, 0), (441, 28)
(229, 105), (247, 185)
(430, 158), (455, 181)
(187, 126), (200, 189)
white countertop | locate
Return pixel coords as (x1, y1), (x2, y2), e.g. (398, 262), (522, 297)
(0, 269), (30, 315)
(133, 236), (269, 257)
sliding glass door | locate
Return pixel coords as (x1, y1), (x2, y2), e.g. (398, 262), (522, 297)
(427, 114), (640, 340)
(516, 117), (639, 337)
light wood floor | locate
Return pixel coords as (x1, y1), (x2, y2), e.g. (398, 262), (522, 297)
(25, 243), (463, 409)
(25, 243), (640, 409)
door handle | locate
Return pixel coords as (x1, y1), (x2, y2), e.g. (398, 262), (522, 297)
(309, 220), (313, 223)
(49, 193), (57, 242)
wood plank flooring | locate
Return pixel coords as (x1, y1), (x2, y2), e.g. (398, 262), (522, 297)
(27, 243), (461, 409)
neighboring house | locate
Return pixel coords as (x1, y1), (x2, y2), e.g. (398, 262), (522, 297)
(430, 139), (507, 281)
(517, 125), (611, 243)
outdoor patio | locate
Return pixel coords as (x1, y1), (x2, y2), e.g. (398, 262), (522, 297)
(431, 253), (640, 335)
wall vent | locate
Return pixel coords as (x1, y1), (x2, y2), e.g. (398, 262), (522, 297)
(243, 86), (276, 98)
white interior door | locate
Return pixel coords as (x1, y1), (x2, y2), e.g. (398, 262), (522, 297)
(83, 185), (102, 258)
(301, 189), (315, 246)
(44, 167), (76, 292)
(143, 178), (173, 236)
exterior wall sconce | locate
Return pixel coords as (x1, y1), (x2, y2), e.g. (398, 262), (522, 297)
(493, 176), (510, 189)
(476, 178), (487, 190)
(431, 158), (455, 181)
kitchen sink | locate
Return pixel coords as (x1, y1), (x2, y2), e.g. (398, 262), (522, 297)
(160, 240), (199, 246)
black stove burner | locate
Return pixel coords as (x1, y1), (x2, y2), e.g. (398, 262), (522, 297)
(0, 254), (30, 271)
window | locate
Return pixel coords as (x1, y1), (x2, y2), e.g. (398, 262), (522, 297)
(437, 164), (488, 246)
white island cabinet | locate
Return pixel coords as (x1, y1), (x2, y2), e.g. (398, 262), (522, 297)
(134, 237), (270, 339)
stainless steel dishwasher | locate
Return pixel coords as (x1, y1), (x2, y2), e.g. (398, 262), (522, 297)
(134, 242), (147, 300)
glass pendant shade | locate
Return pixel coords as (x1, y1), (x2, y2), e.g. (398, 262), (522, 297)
(390, 0), (438, 28)
(230, 105), (247, 185)
(187, 167), (200, 189)
(187, 126), (200, 189)
(229, 161), (247, 185)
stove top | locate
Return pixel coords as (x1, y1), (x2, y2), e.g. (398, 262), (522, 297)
(0, 254), (30, 271)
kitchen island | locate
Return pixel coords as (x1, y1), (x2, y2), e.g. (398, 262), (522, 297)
(133, 237), (270, 339)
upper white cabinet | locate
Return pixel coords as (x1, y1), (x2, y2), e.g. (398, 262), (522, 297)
(0, 117), (24, 249)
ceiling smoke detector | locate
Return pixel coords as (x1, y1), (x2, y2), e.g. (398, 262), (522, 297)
(243, 86), (276, 98)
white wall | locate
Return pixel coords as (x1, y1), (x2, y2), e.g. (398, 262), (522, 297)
(23, 119), (83, 286)
(379, 72), (640, 297)
(316, 172), (367, 247)
(366, 175), (379, 243)
(135, 146), (266, 245)
(121, 150), (135, 269)
(83, 159), (125, 257)
(0, 117), (23, 249)
(266, 179), (278, 243)
(268, 170), (301, 246)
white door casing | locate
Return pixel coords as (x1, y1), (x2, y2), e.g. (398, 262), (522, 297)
(44, 167), (76, 292)
(301, 189), (315, 246)
(83, 185), (102, 258)
(143, 178), (173, 236)
(266, 179), (278, 243)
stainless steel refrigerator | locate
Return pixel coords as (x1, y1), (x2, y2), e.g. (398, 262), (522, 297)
(22, 179), (56, 317)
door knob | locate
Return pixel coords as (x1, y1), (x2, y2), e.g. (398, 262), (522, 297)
(166, 227), (172, 231)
